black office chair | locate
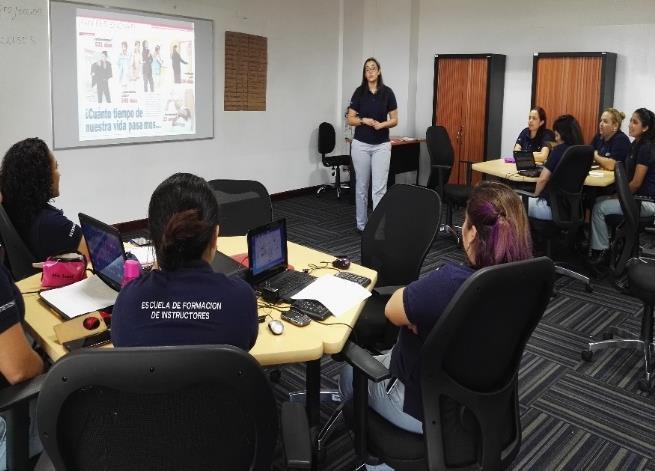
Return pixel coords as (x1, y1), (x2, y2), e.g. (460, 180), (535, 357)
(425, 125), (473, 244)
(354, 184), (441, 351)
(316, 122), (351, 198)
(34, 346), (311, 470)
(0, 375), (45, 471)
(0, 205), (38, 280)
(517, 145), (594, 292)
(605, 162), (655, 278)
(341, 257), (555, 470)
(207, 179), (272, 236)
(583, 260), (655, 392)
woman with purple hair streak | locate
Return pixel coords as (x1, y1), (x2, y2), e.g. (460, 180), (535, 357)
(339, 181), (533, 471)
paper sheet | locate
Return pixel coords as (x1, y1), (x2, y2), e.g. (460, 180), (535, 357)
(291, 274), (371, 317)
(39, 275), (118, 318)
(128, 246), (156, 266)
(588, 171), (604, 177)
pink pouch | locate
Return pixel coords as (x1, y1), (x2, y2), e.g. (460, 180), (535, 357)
(41, 253), (87, 288)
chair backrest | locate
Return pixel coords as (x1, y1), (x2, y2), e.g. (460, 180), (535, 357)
(547, 145), (594, 229)
(610, 161), (640, 275)
(361, 184), (441, 286)
(420, 257), (554, 470)
(425, 126), (454, 191)
(207, 179), (272, 236)
(0, 205), (38, 281)
(37, 345), (278, 471)
(318, 122), (336, 156)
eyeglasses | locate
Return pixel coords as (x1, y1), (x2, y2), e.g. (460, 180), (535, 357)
(365, 67), (378, 72)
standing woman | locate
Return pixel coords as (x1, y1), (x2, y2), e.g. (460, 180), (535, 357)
(347, 57), (398, 233)
(514, 107), (556, 163)
(592, 108), (630, 170)
(589, 108), (655, 265)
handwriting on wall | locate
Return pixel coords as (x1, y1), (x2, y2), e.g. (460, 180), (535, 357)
(0, 4), (43, 47)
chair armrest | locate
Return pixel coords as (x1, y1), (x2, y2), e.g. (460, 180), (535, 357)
(372, 285), (404, 297)
(281, 402), (312, 470)
(431, 164), (452, 170)
(514, 189), (537, 198)
(0, 374), (45, 412)
(635, 195), (655, 203)
(341, 341), (392, 383)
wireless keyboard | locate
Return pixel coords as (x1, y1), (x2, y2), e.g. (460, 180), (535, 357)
(335, 271), (372, 287)
(292, 299), (332, 321)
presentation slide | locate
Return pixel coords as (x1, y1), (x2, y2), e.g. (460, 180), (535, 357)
(75, 9), (196, 141)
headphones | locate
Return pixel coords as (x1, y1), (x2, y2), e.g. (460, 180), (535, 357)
(332, 255), (351, 270)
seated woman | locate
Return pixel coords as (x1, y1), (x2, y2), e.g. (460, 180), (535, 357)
(111, 173), (258, 349)
(0, 263), (44, 469)
(527, 114), (584, 221)
(592, 108), (630, 170)
(589, 108), (655, 265)
(514, 107), (556, 163)
(0, 138), (87, 261)
(339, 182), (533, 468)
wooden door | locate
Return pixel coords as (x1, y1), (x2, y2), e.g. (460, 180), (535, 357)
(461, 59), (487, 186)
(533, 56), (602, 145)
(435, 58), (487, 185)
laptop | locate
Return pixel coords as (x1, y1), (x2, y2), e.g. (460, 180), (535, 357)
(514, 150), (543, 177)
(246, 218), (316, 301)
(39, 213), (126, 319)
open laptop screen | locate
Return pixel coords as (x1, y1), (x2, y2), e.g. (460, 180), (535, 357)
(247, 219), (288, 282)
(79, 213), (126, 291)
(514, 151), (536, 171)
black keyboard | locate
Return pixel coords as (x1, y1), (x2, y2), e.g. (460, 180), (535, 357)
(263, 270), (316, 301)
(518, 168), (542, 178)
(335, 271), (372, 287)
(292, 299), (332, 321)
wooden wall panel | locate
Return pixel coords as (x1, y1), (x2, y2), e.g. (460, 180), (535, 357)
(462, 59), (487, 185)
(534, 56), (602, 144)
(224, 31), (267, 111)
(435, 59), (467, 184)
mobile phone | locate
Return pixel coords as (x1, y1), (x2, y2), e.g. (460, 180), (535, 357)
(280, 309), (311, 327)
(63, 330), (112, 351)
(130, 237), (152, 246)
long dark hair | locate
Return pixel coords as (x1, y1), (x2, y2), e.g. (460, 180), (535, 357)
(553, 114), (583, 145)
(633, 108), (655, 142)
(356, 57), (386, 98)
(465, 181), (533, 269)
(532, 106), (548, 141)
(148, 173), (219, 271)
(0, 138), (54, 239)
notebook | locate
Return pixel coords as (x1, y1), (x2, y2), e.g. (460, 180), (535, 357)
(514, 150), (543, 177)
(246, 218), (315, 301)
(40, 213), (126, 318)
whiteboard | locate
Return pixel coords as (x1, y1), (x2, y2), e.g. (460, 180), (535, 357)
(0, 0), (52, 154)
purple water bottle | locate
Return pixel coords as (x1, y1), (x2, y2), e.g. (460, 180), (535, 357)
(122, 259), (141, 287)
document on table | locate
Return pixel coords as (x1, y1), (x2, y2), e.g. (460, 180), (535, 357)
(291, 274), (371, 317)
(39, 275), (118, 318)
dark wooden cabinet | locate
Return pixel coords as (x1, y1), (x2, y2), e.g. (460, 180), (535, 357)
(532, 52), (616, 145)
(433, 54), (505, 185)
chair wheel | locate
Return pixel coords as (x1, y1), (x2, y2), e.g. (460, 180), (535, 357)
(602, 332), (613, 340)
(638, 379), (651, 393)
(581, 350), (594, 362)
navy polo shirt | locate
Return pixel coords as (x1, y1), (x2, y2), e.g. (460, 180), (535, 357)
(591, 131), (630, 163)
(349, 85), (397, 145)
(111, 261), (259, 350)
(389, 262), (474, 421)
(0, 263), (25, 336)
(515, 127), (555, 152)
(626, 140), (655, 197)
(28, 205), (82, 261)
(539, 143), (570, 204)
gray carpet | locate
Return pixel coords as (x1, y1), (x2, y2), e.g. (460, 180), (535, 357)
(268, 189), (655, 470)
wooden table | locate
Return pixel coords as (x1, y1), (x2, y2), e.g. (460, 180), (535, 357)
(347, 137), (423, 188)
(18, 237), (377, 426)
(472, 159), (615, 187)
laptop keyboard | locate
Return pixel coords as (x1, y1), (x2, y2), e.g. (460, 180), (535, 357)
(263, 270), (316, 301)
(518, 168), (542, 177)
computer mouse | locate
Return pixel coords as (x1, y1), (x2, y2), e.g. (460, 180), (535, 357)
(82, 316), (101, 330)
(332, 255), (351, 270)
(268, 319), (285, 335)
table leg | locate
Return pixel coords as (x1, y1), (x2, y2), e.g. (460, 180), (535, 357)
(306, 359), (321, 427)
